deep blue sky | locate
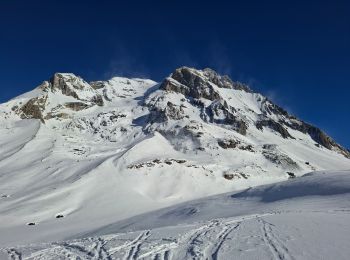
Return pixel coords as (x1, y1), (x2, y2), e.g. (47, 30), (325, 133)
(0, 0), (349, 148)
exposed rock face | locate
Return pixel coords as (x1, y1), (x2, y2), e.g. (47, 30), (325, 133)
(262, 146), (299, 169)
(164, 102), (186, 120)
(202, 68), (251, 91)
(218, 139), (240, 149)
(149, 67), (350, 158)
(261, 98), (289, 117)
(49, 73), (81, 99)
(49, 73), (104, 106)
(256, 119), (294, 139)
(20, 97), (47, 122)
(91, 95), (104, 106)
(157, 67), (249, 135)
(205, 100), (247, 135)
(65, 102), (91, 111)
(17, 73), (105, 122)
(160, 68), (221, 101)
(282, 119), (350, 158)
(257, 89), (349, 157)
(160, 67), (252, 100)
(303, 126), (332, 149)
(147, 100), (186, 124)
(90, 81), (106, 89)
(187, 98), (247, 135)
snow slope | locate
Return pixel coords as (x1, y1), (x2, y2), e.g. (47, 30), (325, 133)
(0, 67), (349, 254)
(1, 170), (350, 259)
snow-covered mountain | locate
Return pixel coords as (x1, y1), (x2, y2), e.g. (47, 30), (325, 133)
(0, 67), (349, 250)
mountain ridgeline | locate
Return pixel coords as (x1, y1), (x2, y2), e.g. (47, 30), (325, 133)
(1, 67), (350, 185)
(159, 68), (349, 157)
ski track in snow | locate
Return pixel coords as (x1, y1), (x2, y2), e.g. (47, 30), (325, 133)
(1, 170), (350, 259)
(259, 218), (294, 260)
(2, 208), (350, 259)
(124, 230), (151, 260)
(209, 222), (240, 260)
(1, 214), (288, 260)
(181, 219), (242, 260)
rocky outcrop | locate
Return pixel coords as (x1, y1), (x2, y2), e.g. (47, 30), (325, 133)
(65, 102), (91, 111)
(147, 101), (186, 124)
(90, 81), (106, 89)
(20, 96), (47, 122)
(192, 99), (247, 135)
(259, 96), (349, 157)
(306, 126), (334, 150)
(91, 95), (104, 106)
(202, 68), (251, 91)
(164, 102), (186, 120)
(16, 73), (106, 122)
(49, 73), (81, 99)
(48, 73), (104, 106)
(261, 98), (289, 117)
(262, 148), (299, 169)
(256, 119), (294, 139)
(158, 67), (250, 135)
(160, 67), (221, 101)
(282, 119), (350, 158)
(218, 139), (240, 149)
(160, 67), (252, 101)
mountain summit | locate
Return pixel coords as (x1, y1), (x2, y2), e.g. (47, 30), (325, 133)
(8, 67), (348, 158)
(0, 67), (349, 246)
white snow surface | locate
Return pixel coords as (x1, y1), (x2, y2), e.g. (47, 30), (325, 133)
(0, 68), (349, 259)
(1, 170), (350, 259)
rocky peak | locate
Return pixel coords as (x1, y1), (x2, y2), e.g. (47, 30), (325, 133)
(46, 73), (100, 101)
(50, 73), (84, 89)
(153, 67), (350, 159)
(202, 68), (251, 92)
(16, 73), (105, 122)
(160, 67), (251, 101)
(160, 67), (220, 101)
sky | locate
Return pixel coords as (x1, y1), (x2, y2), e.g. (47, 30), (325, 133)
(0, 0), (349, 148)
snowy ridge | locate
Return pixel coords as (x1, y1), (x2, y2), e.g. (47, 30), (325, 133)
(0, 67), (349, 252)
